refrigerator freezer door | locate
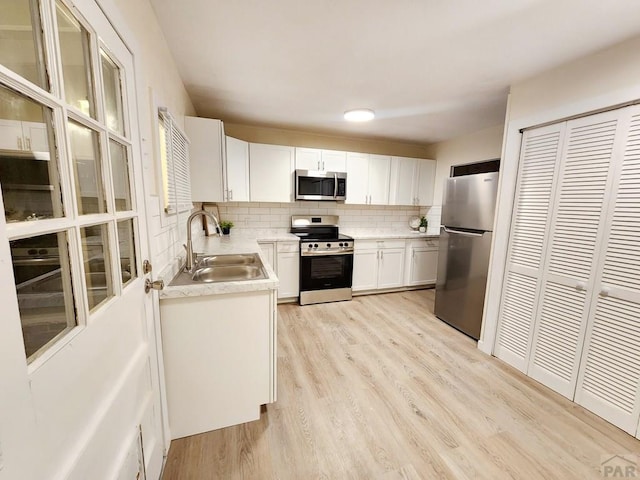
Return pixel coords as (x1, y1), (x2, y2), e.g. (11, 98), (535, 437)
(434, 227), (493, 340)
(440, 172), (499, 231)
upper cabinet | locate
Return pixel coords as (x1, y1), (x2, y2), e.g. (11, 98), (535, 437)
(0, 119), (48, 153)
(295, 147), (346, 172)
(389, 156), (436, 206)
(185, 116), (225, 202)
(249, 143), (295, 202)
(225, 136), (250, 202)
(346, 153), (391, 205)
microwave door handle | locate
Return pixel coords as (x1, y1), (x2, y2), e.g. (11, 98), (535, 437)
(334, 173), (338, 198)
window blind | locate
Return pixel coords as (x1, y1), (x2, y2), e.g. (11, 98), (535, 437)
(159, 109), (192, 214)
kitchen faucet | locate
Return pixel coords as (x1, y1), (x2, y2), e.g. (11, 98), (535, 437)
(184, 209), (222, 272)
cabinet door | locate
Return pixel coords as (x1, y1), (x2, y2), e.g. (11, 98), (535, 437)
(416, 159), (436, 206)
(321, 150), (347, 171)
(494, 124), (564, 372)
(528, 110), (621, 399)
(368, 154), (391, 205)
(389, 156), (418, 205)
(407, 247), (438, 286)
(22, 121), (49, 152)
(225, 136), (250, 201)
(185, 116), (224, 202)
(377, 248), (405, 289)
(575, 107), (640, 434)
(0, 119), (24, 150)
(249, 143), (294, 202)
(352, 250), (378, 291)
(346, 152), (369, 204)
(295, 147), (321, 171)
(258, 242), (276, 271)
(276, 250), (300, 299)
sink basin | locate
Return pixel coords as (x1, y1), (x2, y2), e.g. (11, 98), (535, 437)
(196, 253), (259, 267)
(191, 265), (266, 282)
(168, 253), (267, 286)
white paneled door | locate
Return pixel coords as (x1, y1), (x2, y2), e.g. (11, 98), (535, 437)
(494, 124), (565, 371)
(528, 110), (623, 398)
(575, 107), (640, 434)
(0, 1), (164, 479)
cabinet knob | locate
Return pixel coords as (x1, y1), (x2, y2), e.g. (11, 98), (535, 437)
(600, 286), (611, 297)
(575, 282), (586, 292)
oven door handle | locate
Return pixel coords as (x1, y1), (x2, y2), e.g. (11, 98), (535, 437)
(333, 173), (338, 198)
(300, 250), (354, 257)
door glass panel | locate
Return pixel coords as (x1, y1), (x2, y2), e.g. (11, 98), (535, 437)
(69, 120), (105, 214)
(100, 50), (124, 135)
(0, 0), (49, 90)
(109, 139), (131, 211)
(117, 219), (137, 286)
(0, 85), (64, 222)
(80, 223), (113, 310)
(11, 231), (77, 362)
(56, 0), (94, 117)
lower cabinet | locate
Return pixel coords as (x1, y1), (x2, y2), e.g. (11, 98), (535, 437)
(353, 239), (406, 291)
(160, 289), (277, 439)
(276, 242), (299, 300)
(404, 238), (439, 286)
(259, 240), (299, 302)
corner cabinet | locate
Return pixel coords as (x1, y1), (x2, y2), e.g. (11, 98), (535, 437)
(389, 156), (436, 206)
(249, 143), (295, 202)
(185, 116), (225, 202)
(404, 238), (439, 286)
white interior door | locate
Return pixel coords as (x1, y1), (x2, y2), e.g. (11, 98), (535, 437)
(527, 110), (625, 399)
(0, 0), (164, 478)
(494, 123), (565, 371)
(575, 106), (640, 434)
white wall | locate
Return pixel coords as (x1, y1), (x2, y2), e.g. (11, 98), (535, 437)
(480, 33), (640, 354)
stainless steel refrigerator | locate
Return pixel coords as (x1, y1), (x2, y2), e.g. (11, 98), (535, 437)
(434, 171), (499, 340)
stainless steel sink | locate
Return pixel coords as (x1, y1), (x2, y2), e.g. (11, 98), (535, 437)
(191, 265), (266, 283)
(169, 253), (267, 286)
(196, 253), (260, 267)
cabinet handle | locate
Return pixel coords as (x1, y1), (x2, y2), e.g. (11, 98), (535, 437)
(229, 189), (233, 200)
(17, 136), (23, 150)
(601, 286), (611, 297)
(25, 137), (31, 150)
(380, 250), (384, 261)
(576, 282), (586, 291)
(412, 250), (415, 260)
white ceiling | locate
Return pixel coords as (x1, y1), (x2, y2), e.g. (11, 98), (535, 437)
(148, 0), (640, 145)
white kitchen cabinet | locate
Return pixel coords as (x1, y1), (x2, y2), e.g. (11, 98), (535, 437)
(258, 241), (275, 270)
(389, 156), (436, 206)
(494, 104), (640, 435)
(225, 136), (250, 201)
(276, 242), (299, 300)
(0, 119), (49, 152)
(416, 159), (436, 206)
(160, 289), (277, 439)
(295, 147), (346, 172)
(345, 153), (391, 205)
(185, 116), (225, 202)
(249, 143), (295, 202)
(404, 238), (439, 286)
(353, 239), (405, 291)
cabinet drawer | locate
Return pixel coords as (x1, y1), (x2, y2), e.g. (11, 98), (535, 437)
(407, 238), (439, 249)
(277, 241), (300, 253)
(355, 238), (406, 251)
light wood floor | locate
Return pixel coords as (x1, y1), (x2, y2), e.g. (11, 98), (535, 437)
(161, 290), (639, 479)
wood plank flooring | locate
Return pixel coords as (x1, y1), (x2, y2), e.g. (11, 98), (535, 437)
(161, 290), (639, 479)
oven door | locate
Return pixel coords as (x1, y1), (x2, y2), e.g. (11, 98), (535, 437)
(300, 251), (353, 292)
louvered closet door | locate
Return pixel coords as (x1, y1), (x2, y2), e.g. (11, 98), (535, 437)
(494, 124), (564, 371)
(527, 110), (625, 399)
(575, 106), (640, 434)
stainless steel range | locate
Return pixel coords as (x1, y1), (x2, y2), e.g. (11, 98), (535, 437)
(291, 215), (353, 306)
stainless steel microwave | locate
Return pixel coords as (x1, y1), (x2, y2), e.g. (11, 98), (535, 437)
(295, 170), (347, 201)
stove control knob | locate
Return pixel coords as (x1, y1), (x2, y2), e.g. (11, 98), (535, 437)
(307, 244), (313, 249)
(326, 243), (331, 248)
(314, 243), (318, 248)
(338, 242), (343, 247)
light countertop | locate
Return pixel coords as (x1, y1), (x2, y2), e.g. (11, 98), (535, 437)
(158, 236), (279, 299)
(341, 228), (440, 240)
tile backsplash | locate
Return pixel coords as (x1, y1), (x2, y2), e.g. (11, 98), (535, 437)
(213, 201), (442, 232)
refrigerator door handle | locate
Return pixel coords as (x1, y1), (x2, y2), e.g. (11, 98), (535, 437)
(443, 227), (484, 237)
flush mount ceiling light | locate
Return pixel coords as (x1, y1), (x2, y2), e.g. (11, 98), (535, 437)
(344, 108), (375, 122)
